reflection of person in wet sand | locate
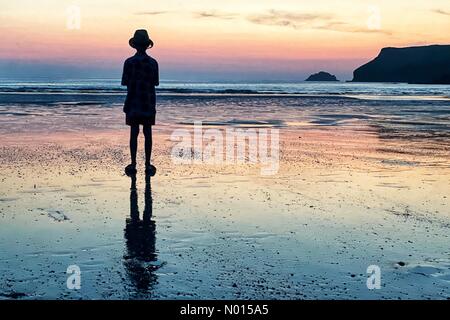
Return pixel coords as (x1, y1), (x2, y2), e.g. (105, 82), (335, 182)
(123, 173), (158, 294)
(122, 29), (159, 176)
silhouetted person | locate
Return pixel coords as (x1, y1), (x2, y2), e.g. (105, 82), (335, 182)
(122, 29), (159, 176)
(123, 172), (159, 295)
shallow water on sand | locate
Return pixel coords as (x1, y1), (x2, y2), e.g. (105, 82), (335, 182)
(0, 92), (449, 299)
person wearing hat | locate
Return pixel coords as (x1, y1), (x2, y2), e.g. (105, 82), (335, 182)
(122, 29), (159, 176)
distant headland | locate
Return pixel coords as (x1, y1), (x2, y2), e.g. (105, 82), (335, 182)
(352, 44), (450, 84)
(305, 71), (339, 82)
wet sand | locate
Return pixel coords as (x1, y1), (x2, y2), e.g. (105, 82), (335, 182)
(0, 117), (449, 299)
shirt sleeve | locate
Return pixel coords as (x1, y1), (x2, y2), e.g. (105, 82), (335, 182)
(121, 60), (129, 86)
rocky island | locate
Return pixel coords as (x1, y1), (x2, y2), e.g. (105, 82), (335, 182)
(352, 44), (450, 84)
(305, 71), (338, 81)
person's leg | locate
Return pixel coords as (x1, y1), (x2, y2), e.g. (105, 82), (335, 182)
(143, 125), (152, 166)
(130, 124), (139, 166)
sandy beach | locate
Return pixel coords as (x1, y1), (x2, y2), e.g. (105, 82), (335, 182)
(0, 90), (449, 299)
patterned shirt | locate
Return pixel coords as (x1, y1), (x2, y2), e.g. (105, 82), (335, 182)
(121, 53), (159, 117)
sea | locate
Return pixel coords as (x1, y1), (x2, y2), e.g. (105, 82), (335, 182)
(0, 78), (449, 139)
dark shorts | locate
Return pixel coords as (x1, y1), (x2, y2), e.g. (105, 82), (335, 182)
(126, 114), (156, 126)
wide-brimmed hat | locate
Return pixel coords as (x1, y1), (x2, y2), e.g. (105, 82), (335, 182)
(129, 29), (154, 49)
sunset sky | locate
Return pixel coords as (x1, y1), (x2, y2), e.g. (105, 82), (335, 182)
(1, 0), (449, 80)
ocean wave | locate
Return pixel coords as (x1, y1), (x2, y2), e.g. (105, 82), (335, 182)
(0, 86), (266, 95)
(0, 81), (449, 101)
(0, 86), (126, 94)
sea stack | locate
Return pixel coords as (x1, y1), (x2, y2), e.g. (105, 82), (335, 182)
(352, 44), (450, 84)
(305, 71), (339, 81)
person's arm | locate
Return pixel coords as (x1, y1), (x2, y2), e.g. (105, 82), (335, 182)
(121, 60), (129, 86)
(154, 61), (159, 87)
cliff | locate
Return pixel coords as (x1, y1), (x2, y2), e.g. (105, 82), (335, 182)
(352, 45), (450, 84)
